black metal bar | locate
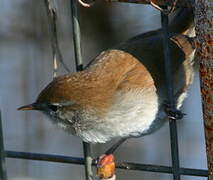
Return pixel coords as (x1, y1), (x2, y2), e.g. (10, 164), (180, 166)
(161, 11), (181, 180)
(6, 151), (84, 165)
(70, 1), (93, 179)
(180, 168), (208, 177)
(161, 12), (175, 105)
(169, 119), (180, 179)
(0, 111), (7, 180)
(5, 150), (208, 177)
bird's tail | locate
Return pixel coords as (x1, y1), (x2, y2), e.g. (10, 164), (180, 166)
(168, 7), (194, 35)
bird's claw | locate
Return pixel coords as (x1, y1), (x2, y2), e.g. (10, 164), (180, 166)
(96, 154), (116, 180)
(164, 101), (186, 120)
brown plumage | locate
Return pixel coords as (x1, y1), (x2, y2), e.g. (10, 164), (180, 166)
(37, 50), (155, 113)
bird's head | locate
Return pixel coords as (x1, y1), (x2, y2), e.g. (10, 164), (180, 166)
(17, 75), (78, 120)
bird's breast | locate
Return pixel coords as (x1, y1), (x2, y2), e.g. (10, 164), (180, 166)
(74, 88), (159, 143)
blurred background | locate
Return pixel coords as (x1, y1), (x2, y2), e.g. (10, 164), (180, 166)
(0, 0), (207, 179)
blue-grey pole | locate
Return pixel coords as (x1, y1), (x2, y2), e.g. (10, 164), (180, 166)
(0, 111), (7, 180)
(70, 1), (93, 180)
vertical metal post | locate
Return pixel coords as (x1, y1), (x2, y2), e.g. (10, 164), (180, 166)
(161, 11), (181, 180)
(83, 142), (93, 180)
(70, 0), (84, 71)
(70, 1), (93, 180)
(0, 111), (7, 180)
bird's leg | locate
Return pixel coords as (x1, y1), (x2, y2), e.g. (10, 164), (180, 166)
(105, 138), (128, 155)
(96, 138), (128, 180)
(163, 101), (186, 120)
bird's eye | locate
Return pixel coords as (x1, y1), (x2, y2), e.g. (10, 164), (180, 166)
(48, 105), (58, 112)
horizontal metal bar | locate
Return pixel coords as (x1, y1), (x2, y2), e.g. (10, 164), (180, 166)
(180, 168), (209, 177)
(117, 162), (172, 174)
(6, 151), (84, 165)
(5, 150), (208, 177)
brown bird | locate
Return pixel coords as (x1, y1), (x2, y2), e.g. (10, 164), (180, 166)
(18, 7), (195, 179)
(18, 8), (195, 143)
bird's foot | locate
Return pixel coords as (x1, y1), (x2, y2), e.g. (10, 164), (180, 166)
(164, 101), (186, 120)
(96, 154), (116, 180)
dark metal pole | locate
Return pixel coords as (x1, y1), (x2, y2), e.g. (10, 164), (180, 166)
(161, 11), (181, 180)
(0, 111), (7, 180)
(70, 1), (93, 179)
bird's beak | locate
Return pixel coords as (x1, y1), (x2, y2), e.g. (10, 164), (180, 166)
(17, 102), (43, 111)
